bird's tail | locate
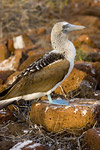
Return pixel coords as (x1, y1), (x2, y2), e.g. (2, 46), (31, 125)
(0, 98), (16, 110)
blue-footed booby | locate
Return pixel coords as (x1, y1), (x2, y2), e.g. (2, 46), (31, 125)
(0, 22), (85, 109)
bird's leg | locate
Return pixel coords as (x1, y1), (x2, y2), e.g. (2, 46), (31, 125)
(47, 94), (53, 103)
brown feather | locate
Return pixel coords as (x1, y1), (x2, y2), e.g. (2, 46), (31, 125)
(3, 60), (70, 99)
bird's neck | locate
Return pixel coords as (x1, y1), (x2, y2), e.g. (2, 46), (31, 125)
(51, 33), (76, 62)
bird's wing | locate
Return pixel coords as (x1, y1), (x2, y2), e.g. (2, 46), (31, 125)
(0, 52), (69, 99)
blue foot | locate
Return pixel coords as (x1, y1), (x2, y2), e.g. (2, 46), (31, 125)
(45, 98), (69, 105)
(50, 99), (69, 105)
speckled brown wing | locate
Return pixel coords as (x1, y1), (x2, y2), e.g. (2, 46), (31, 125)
(3, 59), (70, 99)
(0, 52), (64, 99)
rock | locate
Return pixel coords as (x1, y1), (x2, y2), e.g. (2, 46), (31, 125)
(0, 49), (27, 72)
(6, 71), (20, 85)
(0, 56), (16, 71)
(27, 50), (36, 57)
(74, 16), (100, 29)
(13, 34), (34, 51)
(79, 44), (99, 54)
(75, 61), (100, 89)
(75, 46), (99, 61)
(55, 68), (97, 99)
(91, 1), (100, 7)
(0, 70), (14, 82)
(10, 140), (48, 150)
(27, 45), (41, 56)
(13, 35), (25, 49)
(73, 34), (96, 49)
(68, 16), (100, 49)
(0, 84), (7, 93)
(30, 99), (100, 133)
(86, 52), (100, 62)
(0, 109), (16, 123)
(75, 61), (96, 77)
(82, 128), (100, 150)
(14, 49), (28, 70)
(7, 38), (15, 54)
(36, 27), (46, 35)
(91, 62), (100, 89)
(0, 44), (8, 62)
(0, 78), (3, 85)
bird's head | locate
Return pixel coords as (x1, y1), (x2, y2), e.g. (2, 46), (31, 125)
(52, 22), (85, 34)
(51, 21), (86, 49)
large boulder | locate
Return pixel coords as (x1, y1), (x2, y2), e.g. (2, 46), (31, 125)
(30, 99), (100, 133)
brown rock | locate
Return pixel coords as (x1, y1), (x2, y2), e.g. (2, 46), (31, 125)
(55, 68), (97, 99)
(79, 44), (99, 54)
(0, 84), (7, 93)
(37, 27), (46, 35)
(0, 49), (27, 72)
(21, 34), (34, 50)
(0, 78), (3, 85)
(10, 140), (48, 150)
(30, 99), (99, 133)
(86, 52), (100, 62)
(92, 62), (100, 89)
(75, 61), (100, 89)
(82, 128), (100, 150)
(13, 34), (34, 51)
(91, 1), (100, 7)
(0, 44), (8, 62)
(75, 46), (99, 61)
(0, 56), (17, 72)
(0, 109), (16, 123)
(8, 38), (15, 54)
(27, 45), (41, 56)
(69, 16), (100, 48)
(6, 71), (20, 85)
(75, 61), (96, 77)
(0, 70), (14, 82)
(73, 34), (96, 49)
(14, 49), (27, 70)
(27, 51), (35, 57)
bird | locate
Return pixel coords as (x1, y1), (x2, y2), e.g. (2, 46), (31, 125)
(0, 21), (85, 109)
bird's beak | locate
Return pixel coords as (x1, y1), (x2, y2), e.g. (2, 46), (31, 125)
(69, 23), (86, 31)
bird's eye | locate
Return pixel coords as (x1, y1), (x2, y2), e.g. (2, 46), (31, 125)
(62, 24), (69, 29)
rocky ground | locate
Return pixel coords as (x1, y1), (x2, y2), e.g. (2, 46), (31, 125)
(0, 0), (100, 150)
